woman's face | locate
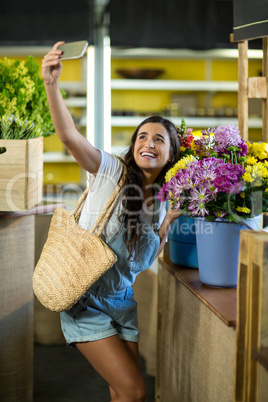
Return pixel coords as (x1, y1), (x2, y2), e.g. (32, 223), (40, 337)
(133, 122), (171, 176)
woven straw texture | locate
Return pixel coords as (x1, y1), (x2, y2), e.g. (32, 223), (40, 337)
(33, 177), (124, 312)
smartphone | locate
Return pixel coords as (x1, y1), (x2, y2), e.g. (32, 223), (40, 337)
(58, 41), (89, 60)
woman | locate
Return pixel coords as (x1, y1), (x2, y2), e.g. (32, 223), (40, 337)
(42, 42), (181, 402)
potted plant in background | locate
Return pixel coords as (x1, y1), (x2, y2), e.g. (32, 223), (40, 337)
(158, 123), (267, 287)
(0, 56), (64, 211)
(0, 55), (55, 136)
(0, 114), (44, 211)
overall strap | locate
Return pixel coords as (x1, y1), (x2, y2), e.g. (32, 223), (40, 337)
(152, 196), (161, 224)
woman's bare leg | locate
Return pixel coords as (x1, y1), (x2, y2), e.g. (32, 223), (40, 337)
(75, 335), (146, 402)
(108, 340), (140, 400)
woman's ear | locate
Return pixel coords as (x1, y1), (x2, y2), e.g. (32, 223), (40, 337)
(166, 156), (171, 166)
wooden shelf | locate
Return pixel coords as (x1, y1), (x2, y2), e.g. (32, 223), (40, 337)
(159, 250), (237, 327)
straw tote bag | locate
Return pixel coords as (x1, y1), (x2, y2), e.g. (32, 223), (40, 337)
(33, 176), (124, 312)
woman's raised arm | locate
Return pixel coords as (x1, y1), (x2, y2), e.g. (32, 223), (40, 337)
(42, 41), (101, 174)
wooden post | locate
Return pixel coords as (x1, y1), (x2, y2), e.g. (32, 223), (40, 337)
(262, 37), (268, 142)
(248, 235), (268, 401)
(235, 230), (268, 402)
(238, 41), (248, 140)
(235, 229), (254, 401)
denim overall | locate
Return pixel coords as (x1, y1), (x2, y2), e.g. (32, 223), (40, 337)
(60, 198), (161, 346)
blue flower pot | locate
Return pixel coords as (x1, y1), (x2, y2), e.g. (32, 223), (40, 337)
(195, 215), (263, 288)
(168, 216), (198, 268)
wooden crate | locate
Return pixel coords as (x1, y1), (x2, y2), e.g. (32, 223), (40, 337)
(235, 230), (268, 401)
(0, 137), (43, 211)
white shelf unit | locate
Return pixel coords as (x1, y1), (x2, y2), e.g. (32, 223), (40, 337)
(43, 152), (77, 163)
(110, 47), (263, 60)
(110, 79), (262, 129)
(111, 115), (262, 129)
(63, 97), (87, 108)
(110, 47), (263, 132)
(111, 79), (239, 92)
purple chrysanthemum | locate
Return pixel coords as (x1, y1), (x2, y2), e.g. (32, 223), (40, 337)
(157, 155), (245, 218)
(213, 124), (248, 157)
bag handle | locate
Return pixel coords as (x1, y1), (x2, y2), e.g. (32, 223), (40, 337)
(71, 166), (126, 236)
(72, 187), (90, 218)
(89, 180), (123, 236)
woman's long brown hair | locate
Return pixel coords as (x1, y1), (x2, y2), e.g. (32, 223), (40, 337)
(118, 115), (180, 260)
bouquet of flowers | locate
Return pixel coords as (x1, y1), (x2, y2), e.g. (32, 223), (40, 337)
(158, 120), (268, 222)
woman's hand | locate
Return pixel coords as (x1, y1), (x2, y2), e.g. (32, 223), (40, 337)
(42, 41), (64, 86)
(165, 203), (183, 226)
(155, 203), (183, 258)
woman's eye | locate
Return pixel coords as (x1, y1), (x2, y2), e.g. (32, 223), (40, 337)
(156, 138), (164, 143)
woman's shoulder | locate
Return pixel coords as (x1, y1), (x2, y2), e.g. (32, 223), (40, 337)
(99, 149), (123, 174)
(87, 150), (124, 189)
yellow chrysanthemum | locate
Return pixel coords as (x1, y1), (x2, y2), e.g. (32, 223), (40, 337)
(236, 206), (251, 214)
(165, 155), (196, 183)
(242, 163), (268, 189)
(256, 163), (268, 178)
(264, 161), (268, 169)
(245, 155), (257, 165)
(242, 172), (254, 183)
(246, 141), (253, 153)
(240, 192), (245, 198)
(248, 141), (268, 160)
(189, 142), (198, 155)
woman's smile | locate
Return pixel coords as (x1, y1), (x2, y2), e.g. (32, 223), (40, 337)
(139, 150), (157, 159)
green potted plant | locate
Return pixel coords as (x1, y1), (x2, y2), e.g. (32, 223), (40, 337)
(0, 56), (63, 211)
(0, 55), (57, 135)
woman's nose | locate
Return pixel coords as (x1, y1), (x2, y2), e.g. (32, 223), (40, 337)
(145, 139), (155, 148)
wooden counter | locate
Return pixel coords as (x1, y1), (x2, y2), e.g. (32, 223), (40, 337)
(156, 250), (237, 402)
(159, 253), (237, 328)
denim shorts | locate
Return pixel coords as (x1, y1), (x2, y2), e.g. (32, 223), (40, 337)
(60, 286), (139, 347)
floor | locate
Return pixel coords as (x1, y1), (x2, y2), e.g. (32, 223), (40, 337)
(34, 343), (155, 402)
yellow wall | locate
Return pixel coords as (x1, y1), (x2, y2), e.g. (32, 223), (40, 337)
(112, 58), (206, 113)
(43, 163), (82, 184)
